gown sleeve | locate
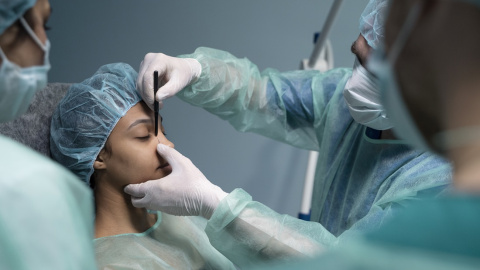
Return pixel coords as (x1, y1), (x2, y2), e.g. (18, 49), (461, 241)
(178, 47), (352, 151)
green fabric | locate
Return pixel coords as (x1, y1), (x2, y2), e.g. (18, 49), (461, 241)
(254, 196), (480, 269)
(94, 212), (235, 270)
(206, 189), (330, 266)
(367, 196), (480, 258)
(0, 135), (97, 270)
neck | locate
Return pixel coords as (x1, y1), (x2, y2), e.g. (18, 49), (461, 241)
(442, 78), (480, 192)
(380, 129), (397, 140)
(94, 179), (156, 238)
(449, 144), (480, 192)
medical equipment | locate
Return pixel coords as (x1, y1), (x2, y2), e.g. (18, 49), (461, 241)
(299, 0), (343, 221)
(154, 70), (159, 136)
(307, 0), (343, 69)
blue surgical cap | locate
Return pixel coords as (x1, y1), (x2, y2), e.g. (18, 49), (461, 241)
(359, 0), (390, 50)
(0, 0), (36, 35)
(50, 63), (141, 184)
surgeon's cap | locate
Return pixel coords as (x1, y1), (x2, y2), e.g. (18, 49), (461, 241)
(50, 63), (141, 184)
(359, 0), (390, 50)
(0, 0), (36, 35)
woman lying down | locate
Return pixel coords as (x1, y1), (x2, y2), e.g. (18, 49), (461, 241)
(50, 63), (236, 270)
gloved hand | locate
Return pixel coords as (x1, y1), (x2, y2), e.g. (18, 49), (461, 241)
(124, 144), (228, 219)
(136, 53), (202, 109)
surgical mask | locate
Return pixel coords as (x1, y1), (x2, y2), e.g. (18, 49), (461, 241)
(368, 3), (429, 150)
(0, 17), (51, 123)
(343, 58), (392, 130)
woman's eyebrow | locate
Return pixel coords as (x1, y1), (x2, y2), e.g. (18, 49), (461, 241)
(127, 118), (152, 130)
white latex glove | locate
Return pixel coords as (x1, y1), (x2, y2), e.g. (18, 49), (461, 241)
(136, 53), (202, 109)
(124, 144), (228, 219)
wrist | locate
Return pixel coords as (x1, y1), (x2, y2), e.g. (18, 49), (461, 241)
(185, 58), (202, 84)
(202, 186), (228, 220)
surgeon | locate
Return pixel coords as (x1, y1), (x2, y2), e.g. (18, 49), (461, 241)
(126, 0), (451, 266)
(256, 0), (480, 268)
(0, 0), (96, 269)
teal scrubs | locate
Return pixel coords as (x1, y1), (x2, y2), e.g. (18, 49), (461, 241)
(0, 136), (97, 270)
(255, 195), (480, 270)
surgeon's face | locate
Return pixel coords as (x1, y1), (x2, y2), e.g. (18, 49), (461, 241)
(96, 101), (174, 190)
(0, 0), (51, 67)
(351, 34), (372, 67)
(383, 0), (447, 148)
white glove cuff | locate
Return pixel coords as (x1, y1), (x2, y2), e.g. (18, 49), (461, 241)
(185, 58), (202, 83)
(203, 186), (228, 220)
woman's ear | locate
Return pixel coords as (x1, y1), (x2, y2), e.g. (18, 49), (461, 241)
(93, 148), (108, 170)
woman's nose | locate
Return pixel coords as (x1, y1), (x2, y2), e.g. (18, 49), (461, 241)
(157, 137), (174, 148)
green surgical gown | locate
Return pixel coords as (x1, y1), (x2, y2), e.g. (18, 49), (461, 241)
(0, 135), (97, 270)
(176, 47), (452, 267)
(94, 212), (235, 270)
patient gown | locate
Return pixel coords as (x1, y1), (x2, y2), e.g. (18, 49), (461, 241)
(94, 212), (235, 270)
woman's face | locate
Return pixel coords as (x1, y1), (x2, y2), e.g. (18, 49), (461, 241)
(96, 101), (174, 190)
(0, 0), (51, 67)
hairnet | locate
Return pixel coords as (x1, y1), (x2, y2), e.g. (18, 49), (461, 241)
(0, 0), (36, 35)
(359, 0), (390, 50)
(50, 63), (141, 184)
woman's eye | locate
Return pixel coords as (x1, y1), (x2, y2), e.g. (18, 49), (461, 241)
(137, 135), (150, 141)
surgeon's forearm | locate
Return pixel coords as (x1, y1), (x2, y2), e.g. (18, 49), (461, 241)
(205, 189), (331, 267)
(178, 47), (331, 150)
(223, 217), (305, 260)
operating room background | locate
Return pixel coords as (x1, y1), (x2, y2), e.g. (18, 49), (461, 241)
(48, 0), (368, 217)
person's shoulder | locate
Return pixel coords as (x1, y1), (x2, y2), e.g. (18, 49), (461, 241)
(367, 196), (480, 253)
(0, 135), (82, 186)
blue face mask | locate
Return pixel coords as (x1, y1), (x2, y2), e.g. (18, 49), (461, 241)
(0, 17), (51, 123)
(367, 3), (430, 150)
